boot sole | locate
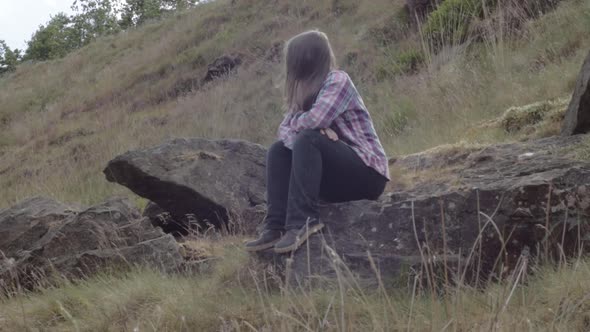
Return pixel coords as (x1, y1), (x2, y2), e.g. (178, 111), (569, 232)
(245, 238), (281, 252)
(274, 223), (324, 254)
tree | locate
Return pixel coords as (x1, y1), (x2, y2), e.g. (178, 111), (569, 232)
(22, 0), (198, 62)
(23, 13), (77, 61)
(24, 1), (120, 61)
(164, 0), (199, 11)
(119, 0), (162, 28)
(119, 0), (198, 28)
(70, 0), (120, 46)
(0, 40), (21, 74)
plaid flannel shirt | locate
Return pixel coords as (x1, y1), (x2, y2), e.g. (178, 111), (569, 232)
(278, 70), (390, 180)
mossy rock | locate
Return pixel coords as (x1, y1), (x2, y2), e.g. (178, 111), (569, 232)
(466, 98), (569, 142)
(500, 98), (568, 135)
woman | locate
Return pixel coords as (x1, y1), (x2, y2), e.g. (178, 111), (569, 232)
(245, 30), (390, 254)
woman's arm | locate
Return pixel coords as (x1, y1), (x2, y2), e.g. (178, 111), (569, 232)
(278, 111), (298, 148)
(289, 71), (354, 131)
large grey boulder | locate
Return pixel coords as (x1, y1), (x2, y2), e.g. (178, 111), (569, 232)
(104, 138), (267, 234)
(104, 136), (590, 284)
(562, 51), (590, 135)
(0, 197), (183, 289)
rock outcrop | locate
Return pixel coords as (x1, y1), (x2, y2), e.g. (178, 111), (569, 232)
(293, 135), (590, 283)
(562, 51), (590, 135)
(105, 135), (590, 284)
(0, 197), (183, 290)
(104, 138), (267, 234)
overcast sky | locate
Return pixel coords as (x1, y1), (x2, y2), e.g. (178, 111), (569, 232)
(1, 0), (74, 50)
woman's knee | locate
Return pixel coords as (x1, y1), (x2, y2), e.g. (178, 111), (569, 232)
(269, 140), (287, 153)
(293, 129), (322, 150)
(367, 177), (387, 200)
(267, 140), (290, 160)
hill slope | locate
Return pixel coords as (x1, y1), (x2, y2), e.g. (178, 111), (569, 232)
(0, 0), (589, 208)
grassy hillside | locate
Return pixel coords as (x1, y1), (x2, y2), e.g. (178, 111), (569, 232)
(0, 0), (589, 208)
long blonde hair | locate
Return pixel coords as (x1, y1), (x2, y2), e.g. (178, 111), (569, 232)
(284, 30), (336, 111)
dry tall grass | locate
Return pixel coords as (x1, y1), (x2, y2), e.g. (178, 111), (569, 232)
(0, 235), (589, 331)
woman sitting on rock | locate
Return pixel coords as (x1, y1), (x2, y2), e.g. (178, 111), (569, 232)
(245, 30), (390, 253)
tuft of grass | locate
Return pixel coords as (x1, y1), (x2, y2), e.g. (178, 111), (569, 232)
(570, 135), (590, 161)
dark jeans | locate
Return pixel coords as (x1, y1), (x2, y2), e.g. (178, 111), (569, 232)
(264, 129), (388, 231)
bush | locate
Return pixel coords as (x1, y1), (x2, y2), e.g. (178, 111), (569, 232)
(397, 49), (425, 73)
(423, 0), (494, 47)
(423, 0), (562, 48)
(24, 13), (79, 61)
(376, 49), (425, 80)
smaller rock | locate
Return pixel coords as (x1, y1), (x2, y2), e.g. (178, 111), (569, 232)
(203, 54), (243, 83)
(0, 197), (183, 290)
(562, 50), (590, 135)
(0, 196), (77, 257)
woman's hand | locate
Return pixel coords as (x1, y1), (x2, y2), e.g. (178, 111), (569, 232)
(320, 128), (339, 141)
